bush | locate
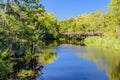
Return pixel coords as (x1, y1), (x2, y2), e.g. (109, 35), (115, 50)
(84, 36), (120, 50)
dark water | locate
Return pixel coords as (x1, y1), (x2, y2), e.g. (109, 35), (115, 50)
(36, 44), (120, 80)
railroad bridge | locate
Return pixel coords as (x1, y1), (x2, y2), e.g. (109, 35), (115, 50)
(60, 32), (102, 40)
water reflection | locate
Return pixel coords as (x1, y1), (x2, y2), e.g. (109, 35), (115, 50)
(37, 44), (120, 80)
(1, 41), (120, 80)
(0, 41), (58, 80)
(78, 49), (120, 80)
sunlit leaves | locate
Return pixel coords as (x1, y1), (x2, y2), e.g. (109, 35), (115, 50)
(38, 12), (59, 39)
(0, 49), (13, 78)
(0, 48), (9, 59)
(58, 11), (103, 33)
(17, 69), (37, 78)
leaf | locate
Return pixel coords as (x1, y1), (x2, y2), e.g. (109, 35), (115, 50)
(0, 48), (9, 59)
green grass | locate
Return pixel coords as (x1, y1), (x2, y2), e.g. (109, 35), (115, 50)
(84, 36), (120, 50)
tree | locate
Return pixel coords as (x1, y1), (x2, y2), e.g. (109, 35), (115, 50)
(108, 0), (120, 38)
(38, 12), (59, 40)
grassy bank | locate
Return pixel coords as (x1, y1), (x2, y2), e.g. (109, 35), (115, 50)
(84, 37), (120, 50)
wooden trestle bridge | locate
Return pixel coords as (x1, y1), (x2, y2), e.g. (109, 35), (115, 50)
(60, 32), (102, 40)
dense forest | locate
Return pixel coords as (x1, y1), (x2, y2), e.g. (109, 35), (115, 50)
(59, 0), (120, 38)
(0, 0), (59, 79)
(59, 0), (120, 49)
(0, 0), (120, 79)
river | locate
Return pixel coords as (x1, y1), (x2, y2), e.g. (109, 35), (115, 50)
(35, 42), (120, 80)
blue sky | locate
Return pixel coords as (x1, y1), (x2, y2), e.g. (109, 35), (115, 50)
(41, 0), (110, 20)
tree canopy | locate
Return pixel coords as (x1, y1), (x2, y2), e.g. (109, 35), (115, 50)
(0, 0), (120, 79)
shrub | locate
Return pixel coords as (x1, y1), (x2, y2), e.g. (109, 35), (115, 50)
(85, 37), (120, 50)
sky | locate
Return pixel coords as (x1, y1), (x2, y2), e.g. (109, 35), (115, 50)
(41, 0), (110, 20)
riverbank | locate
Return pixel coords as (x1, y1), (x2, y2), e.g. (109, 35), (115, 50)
(84, 37), (120, 50)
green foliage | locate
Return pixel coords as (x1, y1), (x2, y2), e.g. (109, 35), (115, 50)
(38, 12), (59, 39)
(0, 49), (13, 79)
(0, 59), (13, 75)
(17, 70), (37, 78)
(59, 38), (66, 41)
(58, 11), (104, 33)
(85, 36), (120, 50)
(58, 0), (120, 39)
(0, 0), (120, 79)
(59, 17), (75, 32)
(0, 0), (49, 79)
(0, 48), (9, 59)
(39, 50), (57, 65)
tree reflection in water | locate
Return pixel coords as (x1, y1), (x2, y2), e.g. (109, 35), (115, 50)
(2, 41), (120, 80)
(0, 41), (58, 80)
(0, 49), (44, 80)
(78, 49), (120, 80)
